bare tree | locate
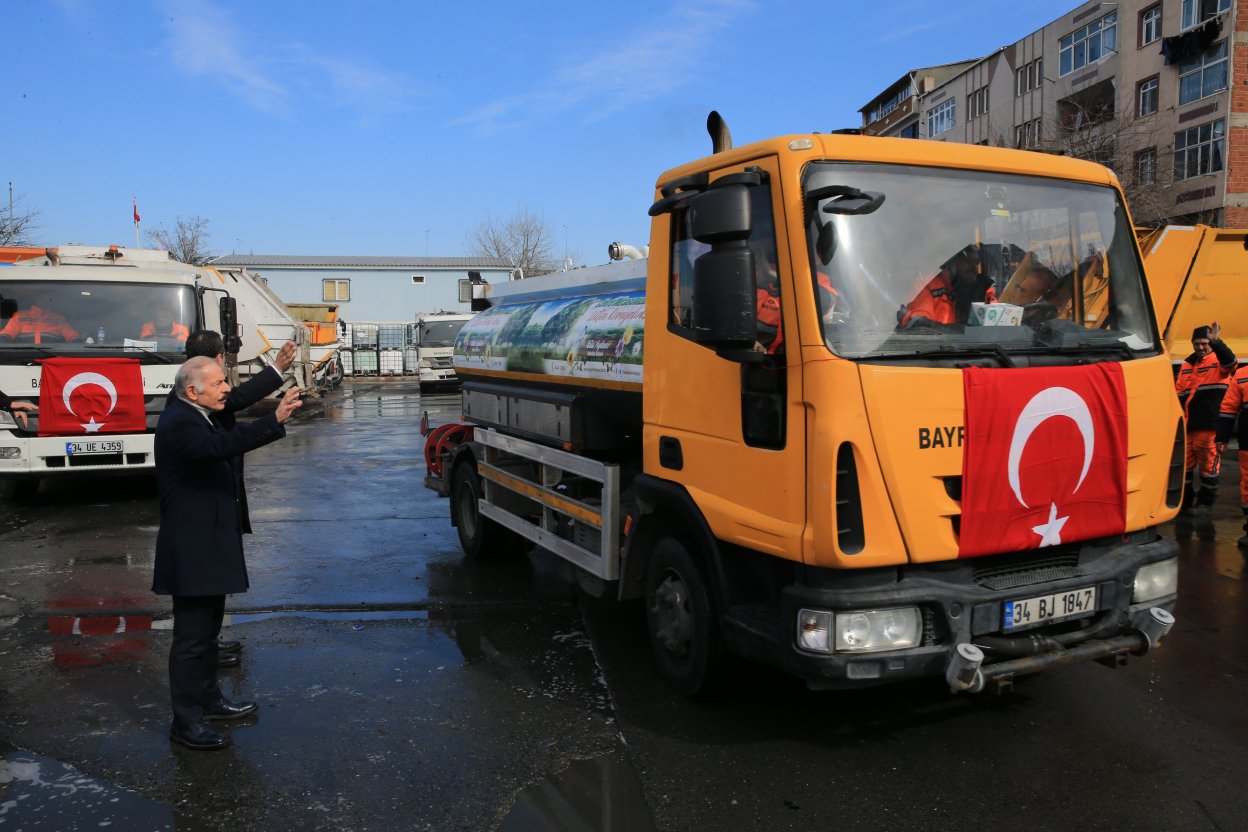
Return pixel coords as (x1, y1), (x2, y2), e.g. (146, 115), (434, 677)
(1032, 92), (1176, 226)
(0, 190), (41, 246)
(146, 215), (215, 265)
(464, 205), (558, 277)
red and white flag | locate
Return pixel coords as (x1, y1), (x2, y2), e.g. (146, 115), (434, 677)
(959, 363), (1128, 558)
(37, 358), (146, 436)
(133, 197), (140, 224)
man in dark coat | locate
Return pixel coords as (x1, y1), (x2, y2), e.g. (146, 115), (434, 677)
(154, 356), (302, 750)
(180, 332), (296, 662)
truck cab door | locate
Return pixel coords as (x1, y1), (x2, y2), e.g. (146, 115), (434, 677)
(645, 156), (806, 563)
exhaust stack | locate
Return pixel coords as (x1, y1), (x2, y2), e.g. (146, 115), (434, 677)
(707, 111), (732, 154)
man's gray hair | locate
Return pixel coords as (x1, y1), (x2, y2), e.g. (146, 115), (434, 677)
(174, 356), (219, 402)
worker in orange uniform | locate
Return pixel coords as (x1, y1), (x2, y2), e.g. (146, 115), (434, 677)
(140, 319), (190, 341)
(0, 303), (79, 344)
(900, 246), (995, 328)
(1176, 322), (1236, 514)
(1216, 362), (1248, 547)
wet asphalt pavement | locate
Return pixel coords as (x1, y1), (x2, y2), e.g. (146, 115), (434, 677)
(1, 379), (1247, 831)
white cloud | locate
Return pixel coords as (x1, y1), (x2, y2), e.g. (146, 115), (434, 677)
(452, 0), (754, 131)
(157, 0), (412, 120)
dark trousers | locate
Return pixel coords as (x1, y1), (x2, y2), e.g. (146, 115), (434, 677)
(170, 595), (225, 728)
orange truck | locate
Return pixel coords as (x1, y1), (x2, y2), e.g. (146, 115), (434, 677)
(423, 115), (1182, 696)
(1136, 224), (1248, 364)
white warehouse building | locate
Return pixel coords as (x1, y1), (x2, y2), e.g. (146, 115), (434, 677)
(210, 254), (516, 321)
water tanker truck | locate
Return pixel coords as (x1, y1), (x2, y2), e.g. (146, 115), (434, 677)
(422, 114), (1183, 696)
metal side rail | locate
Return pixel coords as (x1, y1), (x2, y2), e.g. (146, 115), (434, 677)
(946, 607), (1175, 694)
(474, 428), (621, 581)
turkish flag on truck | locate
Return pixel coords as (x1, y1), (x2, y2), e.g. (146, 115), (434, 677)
(37, 358), (146, 436)
(959, 363), (1127, 558)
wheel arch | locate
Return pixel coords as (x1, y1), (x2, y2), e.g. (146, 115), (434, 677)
(621, 474), (726, 608)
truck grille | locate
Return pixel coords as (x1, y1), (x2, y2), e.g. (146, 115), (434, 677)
(972, 551), (1083, 591)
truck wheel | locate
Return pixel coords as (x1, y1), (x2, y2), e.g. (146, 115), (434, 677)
(451, 461), (518, 559)
(645, 536), (723, 696)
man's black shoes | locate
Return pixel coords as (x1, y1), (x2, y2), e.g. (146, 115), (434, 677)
(217, 640), (243, 653)
(217, 653), (240, 668)
(203, 698), (258, 721)
(170, 721), (229, 750)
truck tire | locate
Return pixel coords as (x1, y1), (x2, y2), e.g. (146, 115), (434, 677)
(645, 536), (723, 696)
(450, 460), (519, 559)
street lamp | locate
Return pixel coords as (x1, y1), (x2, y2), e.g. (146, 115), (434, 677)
(563, 224), (569, 269)
(425, 229), (430, 257)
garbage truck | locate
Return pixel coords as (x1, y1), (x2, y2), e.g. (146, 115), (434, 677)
(0, 244), (319, 496)
(422, 114), (1183, 696)
(413, 312), (474, 388)
(1136, 224), (1248, 364)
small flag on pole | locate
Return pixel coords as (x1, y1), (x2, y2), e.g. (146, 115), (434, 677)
(133, 197), (140, 224)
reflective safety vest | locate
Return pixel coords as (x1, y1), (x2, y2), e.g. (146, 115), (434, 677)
(140, 321), (190, 341)
(0, 306), (80, 344)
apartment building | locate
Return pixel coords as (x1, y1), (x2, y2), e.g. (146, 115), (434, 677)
(858, 0), (1240, 227)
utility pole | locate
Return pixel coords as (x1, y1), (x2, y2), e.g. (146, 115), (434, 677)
(425, 228), (430, 257)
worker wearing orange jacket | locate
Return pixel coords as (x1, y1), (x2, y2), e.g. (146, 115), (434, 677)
(1216, 362), (1248, 547)
(900, 246), (995, 328)
(1176, 322), (1236, 513)
(0, 305), (79, 344)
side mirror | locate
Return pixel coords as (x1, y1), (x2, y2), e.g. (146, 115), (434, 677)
(688, 183), (757, 350)
(218, 296), (242, 354)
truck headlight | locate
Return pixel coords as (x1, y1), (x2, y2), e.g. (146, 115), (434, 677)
(797, 609), (833, 653)
(419, 359), (433, 369)
(835, 607), (921, 653)
(0, 447), (21, 459)
(1133, 558), (1178, 603)
(797, 607), (922, 654)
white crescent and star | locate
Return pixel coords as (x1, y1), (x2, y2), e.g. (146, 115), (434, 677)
(1004, 386), (1096, 547)
(61, 372), (119, 433)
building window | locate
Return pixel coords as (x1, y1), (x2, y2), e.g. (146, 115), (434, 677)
(1014, 118), (1042, 149)
(1174, 119), (1225, 180)
(411, 274), (426, 284)
(1060, 11), (1118, 76)
(1178, 40), (1228, 105)
(1015, 58), (1043, 95)
(928, 99), (955, 136)
(1181, 0), (1229, 31)
(968, 87), (989, 120)
(868, 84), (913, 124)
(323, 279), (350, 302)
(1140, 5), (1161, 46)
(1136, 148), (1158, 185)
(1137, 76), (1159, 117)
(898, 122), (920, 139)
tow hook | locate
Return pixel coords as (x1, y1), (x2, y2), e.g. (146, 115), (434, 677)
(945, 643), (984, 693)
(1135, 607), (1175, 651)
(945, 607), (1176, 695)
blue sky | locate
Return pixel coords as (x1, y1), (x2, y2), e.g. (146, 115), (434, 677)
(8, 0), (1079, 264)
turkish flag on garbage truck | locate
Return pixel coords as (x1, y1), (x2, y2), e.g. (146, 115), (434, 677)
(959, 363), (1128, 558)
(37, 358), (146, 436)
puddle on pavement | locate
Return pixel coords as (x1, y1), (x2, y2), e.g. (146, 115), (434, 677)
(227, 609), (431, 625)
(499, 750), (657, 832)
(0, 748), (217, 831)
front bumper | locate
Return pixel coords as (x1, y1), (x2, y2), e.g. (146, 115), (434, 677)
(726, 532), (1179, 691)
(0, 433), (155, 476)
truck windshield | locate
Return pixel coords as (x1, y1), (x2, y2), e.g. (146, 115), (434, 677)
(418, 319), (468, 347)
(803, 161), (1157, 361)
(0, 281), (196, 357)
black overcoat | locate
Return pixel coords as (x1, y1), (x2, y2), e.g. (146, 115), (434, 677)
(164, 367), (284, 533)
(151, 397), (285, 596)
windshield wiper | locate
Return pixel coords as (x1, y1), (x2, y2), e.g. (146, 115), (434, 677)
(1069, 340), (1140, 362)
(79, 343), (176, 363)
(934, 344), (1014, 368)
